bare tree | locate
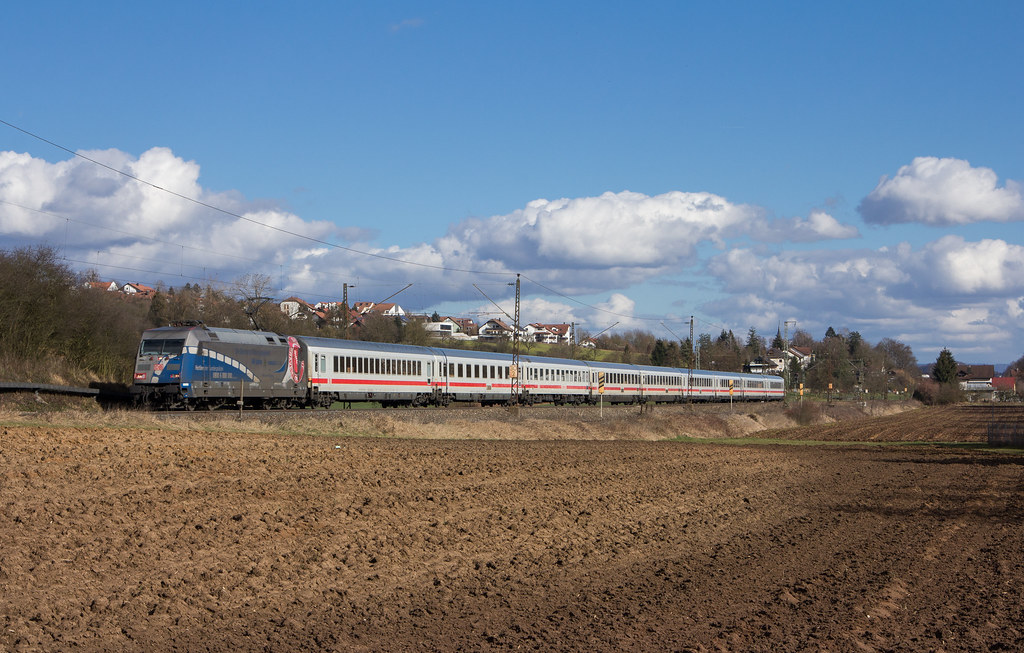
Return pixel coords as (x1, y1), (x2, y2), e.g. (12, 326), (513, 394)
(234, 273), (276, 330)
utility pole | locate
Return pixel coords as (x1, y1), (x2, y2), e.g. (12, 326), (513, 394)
(511, 274), (521, 405)
(342, 283), (355, 337)
(689, 316), (695, 365)
(783, 319), (797, 388)
(784, 319), (797, 351)
(689, 316), (695, 399)
(343, 283), (354, 310)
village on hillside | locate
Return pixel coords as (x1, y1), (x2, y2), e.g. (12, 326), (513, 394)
(85, 280), (578, 347)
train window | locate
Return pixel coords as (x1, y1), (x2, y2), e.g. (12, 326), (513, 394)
(139, 339), (186, 356)
(458, 364), (463, 377)
(417, 361), (422, 375)
(448, 363), (454, 377)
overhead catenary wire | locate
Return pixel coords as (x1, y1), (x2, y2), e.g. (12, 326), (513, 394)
(2, 118), (728, 334)
(0, 118), (511, 277)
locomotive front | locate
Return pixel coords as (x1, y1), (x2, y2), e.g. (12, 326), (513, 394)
(130, 324), (195, 408)
(131, 323), (309, 409)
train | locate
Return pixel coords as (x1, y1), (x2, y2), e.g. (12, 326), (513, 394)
(130, 322), (785, 410)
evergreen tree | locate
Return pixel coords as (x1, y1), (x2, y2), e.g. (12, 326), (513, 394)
(650, 340), (669, 366)
(771, 327), (785, 351)
(847, 331), (864, 356)
(665, 341), (682, 367)
(680, 338), (695, 368)
(932, 348), (958, 385)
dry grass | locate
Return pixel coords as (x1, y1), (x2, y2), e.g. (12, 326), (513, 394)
(0, 399), (923, 442)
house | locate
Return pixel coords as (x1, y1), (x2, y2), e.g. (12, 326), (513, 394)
(766, 348), (788, 372)
(450, 317), (478, 337)
(478, 319), (516, 341)
(765, 346), (813, 373)
(84, 280), (119, 292)
(122, 282), (156, 298)
(424, 317), (475, 341)
(744, 356), (781, 375)
(524, 323), (574, 344)
(425, 317), (461, 338)
(352, 301), (406, 317)
(992, 377), (1019, 396)
(788, 346), (814, 367)
(280, 296), (321, 320)
(957, 364), (995, 392)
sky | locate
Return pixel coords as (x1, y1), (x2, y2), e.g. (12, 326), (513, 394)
(2, 1), (1023, 365)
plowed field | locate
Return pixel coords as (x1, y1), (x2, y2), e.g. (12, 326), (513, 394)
(2, 403), (1023, 651)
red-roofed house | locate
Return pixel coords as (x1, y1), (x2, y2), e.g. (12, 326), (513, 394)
(122, 282), (156, 298)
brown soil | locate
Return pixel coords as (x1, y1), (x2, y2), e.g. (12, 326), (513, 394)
(2, 402), (1023, 651)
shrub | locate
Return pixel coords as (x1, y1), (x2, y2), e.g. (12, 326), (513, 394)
(914, 379), (963, 405)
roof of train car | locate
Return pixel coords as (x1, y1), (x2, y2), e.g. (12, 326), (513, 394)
(143, 325), (287, 345)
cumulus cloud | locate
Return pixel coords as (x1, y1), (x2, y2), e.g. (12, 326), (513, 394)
(907, 235), (1024, 295)
(703, 236), (1024, 359)
(449, 190), (762, 270)
(752, 210), (860, 242)
(858, 157), (1024, 226)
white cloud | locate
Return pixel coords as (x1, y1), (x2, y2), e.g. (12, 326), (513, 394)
(703, 236), (1024, 360)
(751, 210), (860, 242)
(912, 236), (1024, 295)
(452, 190), (761, 270)
(519, 298), (580, 325)
(858, 157), (1024, 226)
(0, 147), (338, 285)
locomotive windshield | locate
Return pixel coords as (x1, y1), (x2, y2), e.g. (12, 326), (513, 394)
(139, 338), (186, 356)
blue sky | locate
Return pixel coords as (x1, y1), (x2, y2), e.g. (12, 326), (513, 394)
(2, 1), (1023, 364)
